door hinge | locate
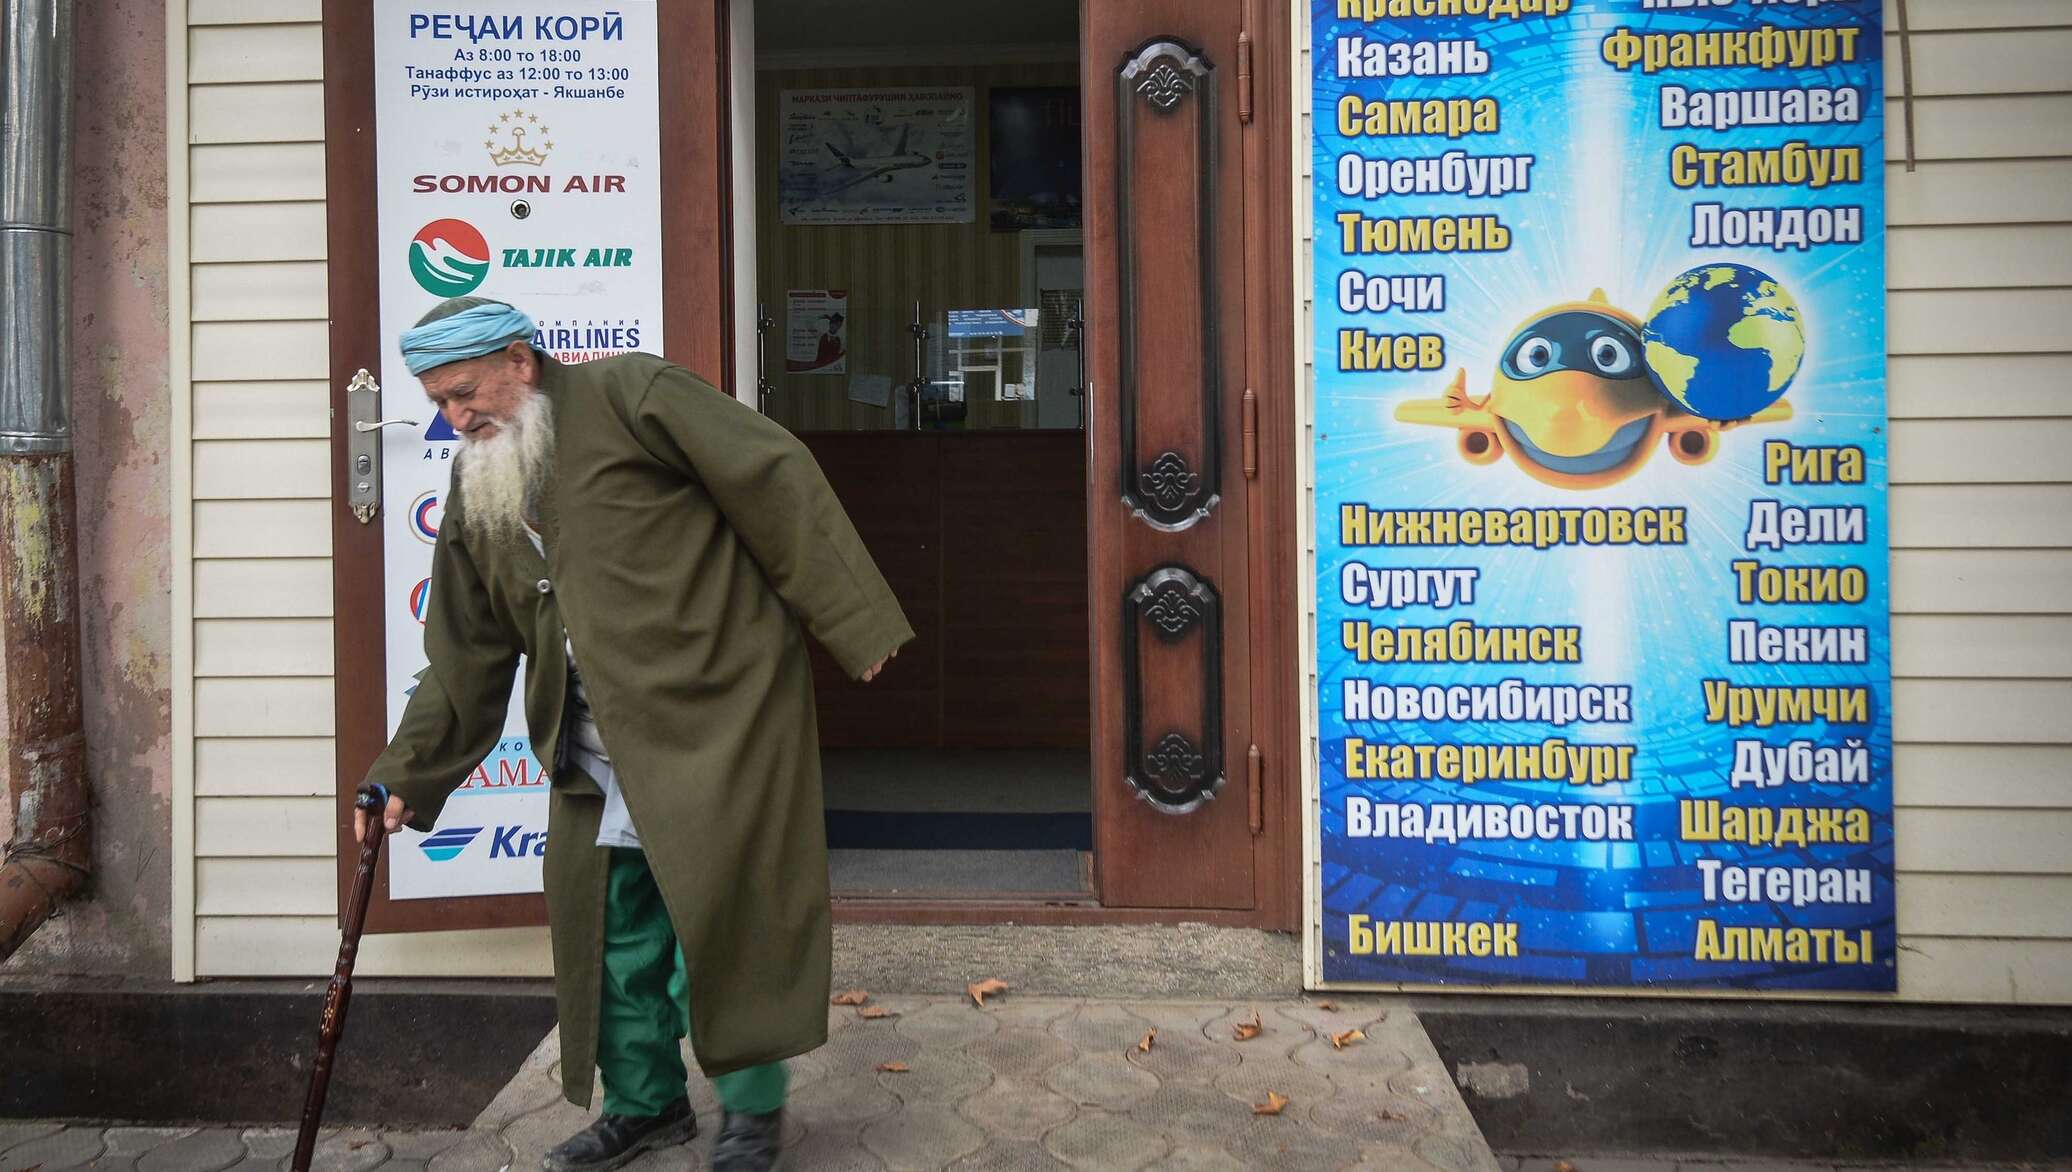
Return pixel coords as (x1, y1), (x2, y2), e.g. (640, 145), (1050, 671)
(1237, 31), (1254, 125)
(1247, 744), (1264, 835)
(1242, 388), (1258, 479)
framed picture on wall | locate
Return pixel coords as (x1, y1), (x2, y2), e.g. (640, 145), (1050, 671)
(780, 88), (975, 225)
(988, 86), (1082, 232)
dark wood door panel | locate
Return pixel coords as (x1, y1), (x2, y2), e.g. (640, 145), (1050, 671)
(804, 432), (1089, 752)
(810, 628), (942, 747)
(941, 434), (1090, 749)
(1086, 0), (1257, 910)
(803, 433), (943, 746)
(1117, 39), (1222, 533)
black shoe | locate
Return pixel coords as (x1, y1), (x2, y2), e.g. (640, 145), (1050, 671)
(711, 1107), (784, 1172)
(541, 1097), (697, 1172)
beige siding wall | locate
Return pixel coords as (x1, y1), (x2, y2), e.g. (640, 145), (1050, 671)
(1877, 0), (2072, 1000)
(1297, 0), (2072, 1003)
(177, 0), (550, 977)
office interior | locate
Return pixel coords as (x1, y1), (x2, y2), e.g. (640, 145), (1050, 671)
(752, 0), (1093, 898)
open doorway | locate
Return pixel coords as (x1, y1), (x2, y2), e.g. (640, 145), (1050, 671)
(739, 0), (1091, 900)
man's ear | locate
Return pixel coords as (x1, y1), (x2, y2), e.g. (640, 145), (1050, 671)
(508, 340), (537, 380)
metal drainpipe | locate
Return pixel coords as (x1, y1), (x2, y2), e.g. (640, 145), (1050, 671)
(0, 0), (90, 965)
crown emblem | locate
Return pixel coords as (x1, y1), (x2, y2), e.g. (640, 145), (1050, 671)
(485, 108), (553, 167)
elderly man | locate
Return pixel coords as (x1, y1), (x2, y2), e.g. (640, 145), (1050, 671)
(357, 296), (911, 1172)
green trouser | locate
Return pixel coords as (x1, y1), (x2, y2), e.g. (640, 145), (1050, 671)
(598, 847), (789, 1117)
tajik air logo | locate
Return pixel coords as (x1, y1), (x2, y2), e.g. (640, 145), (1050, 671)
(487, 108), (553, 167)
(409, 218), (491, 298)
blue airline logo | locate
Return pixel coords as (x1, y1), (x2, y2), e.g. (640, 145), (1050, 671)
(416, 825), (547, 863)
(418, 826), (484, 862)
(490, 825), (549, 858)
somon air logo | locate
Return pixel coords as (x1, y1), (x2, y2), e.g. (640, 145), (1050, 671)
(409, 218), (491, 297)
(409, 577), (432, 624)
(487, 107), (553, 167)
(409, 491), (442, 544)
(418, 826), (484, 862)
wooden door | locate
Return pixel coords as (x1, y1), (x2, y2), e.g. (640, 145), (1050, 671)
(1084, 0), (1262, 909)
(322, 0), (735, 932)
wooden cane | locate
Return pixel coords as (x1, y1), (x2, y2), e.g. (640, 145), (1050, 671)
(291, 784), (390, 1172)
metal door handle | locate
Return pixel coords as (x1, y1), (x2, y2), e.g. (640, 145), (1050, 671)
(343, 369), (391, 524)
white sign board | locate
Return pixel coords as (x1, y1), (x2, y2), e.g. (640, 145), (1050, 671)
(779, 88), (974, 225)
(373, 1), (662, 899)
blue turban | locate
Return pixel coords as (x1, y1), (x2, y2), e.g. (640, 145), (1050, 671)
(398, 297), (537, 375)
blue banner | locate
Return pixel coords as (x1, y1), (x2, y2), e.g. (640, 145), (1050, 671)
(1311, 0), (1892, 990)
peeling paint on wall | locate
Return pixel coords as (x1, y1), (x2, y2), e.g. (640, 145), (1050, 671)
(9, 0), (173, 975)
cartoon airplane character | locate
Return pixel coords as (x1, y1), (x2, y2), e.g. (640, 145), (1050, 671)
(1394, 290), (1792, 490)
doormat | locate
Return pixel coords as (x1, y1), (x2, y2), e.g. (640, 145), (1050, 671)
(825, 809), (1094, 851)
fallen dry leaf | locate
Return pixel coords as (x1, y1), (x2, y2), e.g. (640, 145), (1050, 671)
(1137, 1027), (1158, 1053)
(875, 1062), (910, 1073)
(1315, 1001), (1340, 1012)
(1252, 1091), (1290, 1116)
(1379, 1108), (1407, 1122)
(967, 978), (1010, 1008)
(1233, 1009), (1264, 1042)
(1553, 1162), (1577, 1172)
(1330, 1028), (1367, 1049)
(858, 1006), (898, 1019)
(831, 990), (869, 1006)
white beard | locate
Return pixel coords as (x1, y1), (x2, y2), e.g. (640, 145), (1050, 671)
(455, 390), (553, 543)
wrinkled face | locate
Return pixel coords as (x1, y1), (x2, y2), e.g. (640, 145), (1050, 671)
(1485, 310), (1671, 488)
(418, 343), (539, 442)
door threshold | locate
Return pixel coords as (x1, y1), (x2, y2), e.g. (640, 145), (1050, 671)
(832, 896), (1268, 928)
(833, 887), (1092, 904)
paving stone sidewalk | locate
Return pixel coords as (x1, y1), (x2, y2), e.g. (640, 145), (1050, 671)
(1499, 1159), (2072, 1171)
(0, 996), (1500, 1172)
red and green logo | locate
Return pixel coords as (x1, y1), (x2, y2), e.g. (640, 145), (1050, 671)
(409, 218), (491, 297)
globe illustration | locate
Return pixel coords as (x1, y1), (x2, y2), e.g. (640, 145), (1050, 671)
(1641, 263), (1805, 421)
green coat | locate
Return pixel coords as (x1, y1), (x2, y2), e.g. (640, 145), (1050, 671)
(368, 353), (913, 1104)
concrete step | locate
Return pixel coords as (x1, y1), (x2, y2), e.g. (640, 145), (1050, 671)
(831, 923), (1304, 1001)
(477, 994), (1501, 1172)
